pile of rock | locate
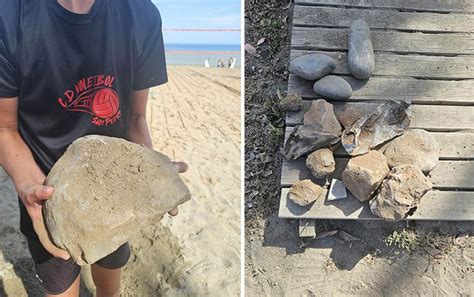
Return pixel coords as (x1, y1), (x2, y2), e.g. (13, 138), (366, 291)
(283, 19), (439, 220)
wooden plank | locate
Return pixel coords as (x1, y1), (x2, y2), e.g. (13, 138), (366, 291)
(286, 102), (474, 131)
(280, 158), (474, 189)
(295, 0), (474, 13)
(279, 188), (474, 221)
(289, 50), (474, 80)
(284, 128), (474, 160)
(287, 74), (474, 104)
(293, 6), (474, 33)
(291, 27), (474, 55)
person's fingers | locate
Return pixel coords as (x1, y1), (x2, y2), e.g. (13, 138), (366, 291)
(168, 207), (179, 216)
(32, 217), (71, 261)
(173, 161), (188, 173)
(34, 185), (54, 201)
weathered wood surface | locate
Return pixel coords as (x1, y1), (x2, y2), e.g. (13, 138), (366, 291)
(293, 6), (474, 32)
(290, 50), (474, 79)
(288, 74), (474, 104)
(284, 128), (474, 159)
(281, 158), (474, 190)
(291, 27), (474, 55)
(286, 102), (474, 131)
(295, 0), (474, 13)
(280, 188), (474, 221)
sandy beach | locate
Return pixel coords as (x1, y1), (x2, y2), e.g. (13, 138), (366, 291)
(0, 65), (241, 296)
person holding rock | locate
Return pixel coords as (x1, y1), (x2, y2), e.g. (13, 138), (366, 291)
(0, 0), (187, 296)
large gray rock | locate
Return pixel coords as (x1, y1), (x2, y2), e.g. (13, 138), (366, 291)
(42, 135), (191, 265)
(384, 129), (440, 173)
(305, 149), (336, 179)
(348, 19), (375, 79)
(284, 124), (340, 160)
(313, 75), (352, 100)
(304, 99), (342, 136)
(290, 54), (336, 81)
(279, 94), (303, 111)
(342, 100), (411, 156)
(370, 165), (432, 221)
(341, 150), (389, 202)
(288, 180), (324, 207)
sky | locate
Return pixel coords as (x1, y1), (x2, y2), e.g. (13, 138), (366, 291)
(152, 0), (241, 45)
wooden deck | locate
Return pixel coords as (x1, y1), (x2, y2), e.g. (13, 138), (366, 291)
(279, 0), (474, 222)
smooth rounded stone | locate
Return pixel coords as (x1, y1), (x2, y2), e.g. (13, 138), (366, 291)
(42, 135), (191, 265)
(341, 150), (390, 202)
(303, 99), (342, 136)
(384, 129), (439, 173)
(370, 165), (432, 221)
(290, 53), (336, 81)
(305, 149), (336, 179)
(288, 179), (324, 207)
(313, 75), (352, 100)
(279, 94), (303, 111)
(348, 19), (375, 79)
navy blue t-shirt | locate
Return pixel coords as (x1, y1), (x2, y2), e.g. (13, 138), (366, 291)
(0, 0), (168, 174)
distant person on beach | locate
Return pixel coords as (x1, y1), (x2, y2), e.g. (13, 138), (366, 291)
(205, 58), (211, 68)
(0, 0), (187, 296)
(228, 57), (233, 68)
(229, 58), (237, 69)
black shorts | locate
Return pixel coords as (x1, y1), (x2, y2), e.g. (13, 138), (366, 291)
(19, 199), (131, 295)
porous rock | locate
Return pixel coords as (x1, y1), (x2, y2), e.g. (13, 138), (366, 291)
(304, 99), (342, 136)
(342, 100), (411, 156)
(313, 75), (352, 100)
(284, 124), (340, 160)
(370, 164), (432, 221)
(384, 129), (439, 173)
(290, 53), (336, 81)
(43, 135), (191, 265)
(305, 149), (336, 179)
(279, 94), (303, 111)
(288, 180), (323, 207)
(348, 19), (375, 79)
(341, 150), (389, 202)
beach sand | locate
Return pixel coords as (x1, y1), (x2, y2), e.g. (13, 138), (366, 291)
(0, 65), (241, 296)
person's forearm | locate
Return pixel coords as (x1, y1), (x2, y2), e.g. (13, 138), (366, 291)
(127, 115), (153, 150)
(0, 126), (46, 197)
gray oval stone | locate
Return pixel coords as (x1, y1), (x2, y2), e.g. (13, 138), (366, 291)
(313, 75), (352, 100)
(348, 19), (375, 79)
(290, 54), (336, 81)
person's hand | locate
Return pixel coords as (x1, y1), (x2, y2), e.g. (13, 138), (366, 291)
(19, 183), (70, 260)
(168, 161), (189, 216)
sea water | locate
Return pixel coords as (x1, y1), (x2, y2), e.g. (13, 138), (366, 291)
(165, 44), (241, 67)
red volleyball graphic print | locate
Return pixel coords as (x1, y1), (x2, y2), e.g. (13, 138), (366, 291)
(91, 88), (120, 119)
(57, 75), (122, 127)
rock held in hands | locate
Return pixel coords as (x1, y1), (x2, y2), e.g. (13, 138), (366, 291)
(348, 19), (375, 79)
(290, 53), (336, 81)
(42, 135), (191, 265)
(313, 75), (352, 100)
